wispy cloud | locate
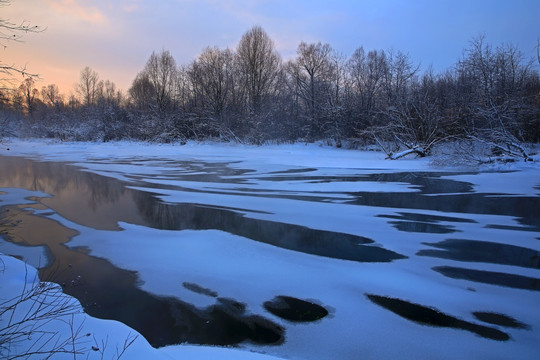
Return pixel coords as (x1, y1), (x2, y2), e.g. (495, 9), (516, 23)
(122, 0), (140, 13)
(45, 0), (106, 24)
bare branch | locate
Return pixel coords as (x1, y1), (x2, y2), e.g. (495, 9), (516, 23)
(0, 0), (44, 90)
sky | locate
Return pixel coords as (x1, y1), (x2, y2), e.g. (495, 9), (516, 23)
(2, 0), (540, 94)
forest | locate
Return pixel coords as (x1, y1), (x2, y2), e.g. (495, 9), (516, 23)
(1, 26), (540, 160)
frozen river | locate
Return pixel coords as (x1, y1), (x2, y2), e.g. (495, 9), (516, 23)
(1, 141), (539, 359)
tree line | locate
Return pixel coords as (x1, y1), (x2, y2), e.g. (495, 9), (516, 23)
(1, 26), (539, 159)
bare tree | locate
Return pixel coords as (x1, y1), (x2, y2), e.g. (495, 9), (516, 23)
(320, 50), (347, 145)
(40, 84), (63, 107)
(16, 77), (39, 115)
(347, 47), (387, 117)
(366, 70), (455, 159)
(143, 50), (177, 113)
(381, 50), (418, 105)
(173, 64), (190, 111)
(287, 42), (333, 139)
(76, 66), (101, 106)
(236, 26), (281, 114)
(101, 80), (123, 106)
(188, 46), (236, 135)
(354, 51), (447, 159)
(457, 36), (535, 160)
(0, 0), (43, 89)
(128, 72), (154, 110)
(67, 93), (80, 110)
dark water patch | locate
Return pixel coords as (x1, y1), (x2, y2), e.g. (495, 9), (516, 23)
(252, 175), (369, 184)
(0, 156), (404, 263)
(433, 266), (540, 291)
(263, 296), (329, 322)
(132, 194), (405, 263)
(343, 171), (540, 230)
(0, 156), (149, 230)
(348, 192), (540, 230)
(473, 312), (530, 329)
(229, 218), (405, 262)
(254, 171), (476, 195)
(183, 282), (218, 297)
(2, 205), (283, 348)
(217, 297), (247, 313)
(169, 299), (283, 345)
(268, 168), (318, 175)
(125, 160), (254, 184)
(136, 179), (351, 204)
(485, 224), (540, 232)
(366, 294), (509, 341)
(388, 221), (458, 234)
(378, 212), (477, 224)
(418, 239), (540, 269)
(363, 172), (476, 194)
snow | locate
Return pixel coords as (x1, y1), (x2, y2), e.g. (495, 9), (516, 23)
(442, 171), (540, 197)
(0, 254), (160, 360)
(0, 138), (433, 172)
(1, 139), (539, 359)
(0, 253), (284, 359)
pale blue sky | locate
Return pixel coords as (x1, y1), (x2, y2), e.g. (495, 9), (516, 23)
(3, 0), (539, 92)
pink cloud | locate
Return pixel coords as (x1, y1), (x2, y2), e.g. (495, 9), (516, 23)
(45, 0), (106, 24)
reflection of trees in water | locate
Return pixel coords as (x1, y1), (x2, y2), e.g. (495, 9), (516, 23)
(2, 205), (283, 348)
(365, 172), (476, 194)
(355, 191), (540, 229)
(347, 172), (540, 230)
(0, 207), (15, 240)
(82, 171), (124, 211)
(0, 156), (125, 211)
(418, 239), (540, 269)
(0, 155), (403, 261)
(132, 190), (405, 262)
(129, 159), (253, 184)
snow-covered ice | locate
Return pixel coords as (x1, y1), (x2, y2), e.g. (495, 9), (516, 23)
(1, 139), (539, 359)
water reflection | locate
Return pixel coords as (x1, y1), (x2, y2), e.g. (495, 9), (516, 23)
(433, 266), (540, 292)
(0, 156), (404, 263)
(346, 172), (540, 230)
(418, 239), (540, 269)
(472, 312), (530, 330)
(0, 156), (148, 230)
(366, 294), (510, 341)
(1, 206), (284, 347)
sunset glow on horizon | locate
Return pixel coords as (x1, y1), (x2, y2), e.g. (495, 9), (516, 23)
(2, 0), (539, 95)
